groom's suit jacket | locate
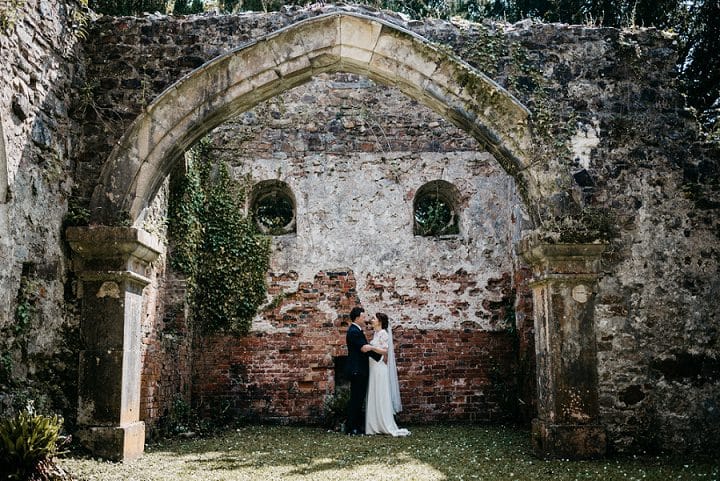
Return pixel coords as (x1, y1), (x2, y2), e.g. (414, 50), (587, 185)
(346, 323), (381, 376)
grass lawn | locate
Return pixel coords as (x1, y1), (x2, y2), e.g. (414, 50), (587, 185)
(58, 424), (719, 481)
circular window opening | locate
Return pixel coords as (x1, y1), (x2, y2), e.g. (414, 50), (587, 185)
(251, 181), (296, 235)
(414, 180), (460, 237)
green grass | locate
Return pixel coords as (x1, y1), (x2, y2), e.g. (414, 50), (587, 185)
(58, 425), (719, 481)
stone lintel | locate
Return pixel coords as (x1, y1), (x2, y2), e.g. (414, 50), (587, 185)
(531, 419), (607, 459)
(76, 422), (145, 462)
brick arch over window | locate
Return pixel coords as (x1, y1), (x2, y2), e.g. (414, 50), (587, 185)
(88, 12), (534, 226)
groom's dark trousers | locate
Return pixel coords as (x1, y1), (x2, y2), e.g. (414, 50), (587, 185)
(345, 322), (381, 434)
(347, 372), (368, 434)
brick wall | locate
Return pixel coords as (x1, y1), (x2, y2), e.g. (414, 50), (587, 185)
(192, 270), (520, 424)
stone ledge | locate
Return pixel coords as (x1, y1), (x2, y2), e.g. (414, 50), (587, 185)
(519, 237), (606, 276)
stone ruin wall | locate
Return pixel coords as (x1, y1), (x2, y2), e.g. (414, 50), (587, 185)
(0, 1), (717, 454)
(0, 0), (85, 416)
(187, 72), (530, 424)
(80, 8), (719, 452)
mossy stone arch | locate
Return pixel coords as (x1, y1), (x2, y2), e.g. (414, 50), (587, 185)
(73, 11), (607, 461)
(88, 11), (533, 226)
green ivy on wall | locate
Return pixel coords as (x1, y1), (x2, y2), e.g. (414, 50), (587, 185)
(168, 139), (270, 335)
(0, 0), (23, 32)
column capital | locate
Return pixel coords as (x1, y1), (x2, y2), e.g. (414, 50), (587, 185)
(67, 226), (162, 284)
(519, 236), (606, 278)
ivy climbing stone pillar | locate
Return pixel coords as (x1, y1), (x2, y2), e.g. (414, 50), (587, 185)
(67, 226), (161, 461)
(520, 238), (607, 459)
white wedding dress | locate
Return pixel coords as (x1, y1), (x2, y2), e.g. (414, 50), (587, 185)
(365, 329), (410, 436)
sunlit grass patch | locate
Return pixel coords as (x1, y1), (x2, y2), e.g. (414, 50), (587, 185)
(58, 425), (719, 481)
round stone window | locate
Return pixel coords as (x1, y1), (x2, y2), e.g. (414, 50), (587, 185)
(413, 180), (460, 237)
(250, 180), (296, 235)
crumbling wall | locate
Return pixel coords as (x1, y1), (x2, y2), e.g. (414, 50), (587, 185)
(0, 2), (716, 453)
(78, 8), (718, 451)
(0, 0), (85, 420)
(189, 72), (526, 424)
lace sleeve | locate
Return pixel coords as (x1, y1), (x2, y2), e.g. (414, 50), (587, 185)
(377, 329), (389, 350)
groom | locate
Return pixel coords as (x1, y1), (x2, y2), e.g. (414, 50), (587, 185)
(345, 306), (381, 435)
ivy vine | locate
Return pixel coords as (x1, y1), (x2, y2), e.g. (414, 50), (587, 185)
(168, 140), (270, 335)
(0, 0), (23, 33)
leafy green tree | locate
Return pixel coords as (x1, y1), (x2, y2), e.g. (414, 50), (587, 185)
(679, 0), (720, 134)
(89, 0), (168, 15)
(173, 0), (204, 13)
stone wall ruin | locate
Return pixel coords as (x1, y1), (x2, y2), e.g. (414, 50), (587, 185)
(0, 0), (718, 460)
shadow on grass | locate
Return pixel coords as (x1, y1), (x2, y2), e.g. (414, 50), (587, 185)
(61, 424), (720, 481)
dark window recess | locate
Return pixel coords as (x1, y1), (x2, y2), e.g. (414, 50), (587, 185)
(413, 180), (460, 237)
(250, 180), (296, 235)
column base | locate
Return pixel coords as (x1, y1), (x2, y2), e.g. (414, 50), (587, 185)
(531, 418), (606, 459)
(77, 421), (145, 461)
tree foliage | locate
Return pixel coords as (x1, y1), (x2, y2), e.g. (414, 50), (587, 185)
(88, 0), (168, 15)
(172, 0), (205, 14)
(678, 0), (720, 138)
(0, 406), (65, 481)
(86, 0), (718, 135)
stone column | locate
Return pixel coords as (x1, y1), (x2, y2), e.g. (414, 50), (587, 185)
(67, 226), (162, 461)
(520, 238), (607, 459)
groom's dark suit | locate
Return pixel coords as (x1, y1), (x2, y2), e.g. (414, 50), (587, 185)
(346, 322), (381, 434)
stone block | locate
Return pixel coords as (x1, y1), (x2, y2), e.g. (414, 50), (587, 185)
(531, 418), (607, 459)
(339, 15), (382, 65)
(78, 349), (125, 425)
(77, 422), (145, 462)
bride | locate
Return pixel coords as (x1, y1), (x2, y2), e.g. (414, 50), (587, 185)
(361, 312), (411, 437)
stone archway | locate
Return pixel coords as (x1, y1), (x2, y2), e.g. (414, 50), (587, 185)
(68, 11), (606, 461)
(87, 12), (532, 226)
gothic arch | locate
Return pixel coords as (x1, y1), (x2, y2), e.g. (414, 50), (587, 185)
(71, 11), (607, 461)
(88, 11), (533, 225)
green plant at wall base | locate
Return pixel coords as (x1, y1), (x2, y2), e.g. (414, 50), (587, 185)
(156, 395), (196, 436)
(322, 384), (350, 431)
(168, 141), (270, 336)
(0, 405), (66, 481)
